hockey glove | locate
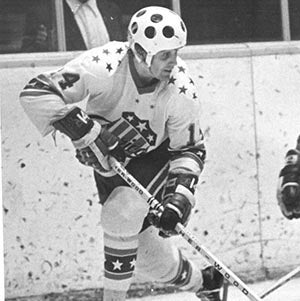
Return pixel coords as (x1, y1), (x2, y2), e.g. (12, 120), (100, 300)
(157, 173), (198, 237)
(277, 147), (300, 219)
(52, 107), (125, 172)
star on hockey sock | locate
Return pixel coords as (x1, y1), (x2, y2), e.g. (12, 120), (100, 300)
(112, 259), (123, 271)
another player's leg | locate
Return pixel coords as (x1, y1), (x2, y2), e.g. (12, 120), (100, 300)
(135, 226), (224, 301)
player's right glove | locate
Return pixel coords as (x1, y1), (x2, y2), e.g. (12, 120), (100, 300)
(52, 107), (125, 173)
(277, 148), (300, 219)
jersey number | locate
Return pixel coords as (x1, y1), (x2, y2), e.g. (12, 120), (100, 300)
(58, 73), (80, 90)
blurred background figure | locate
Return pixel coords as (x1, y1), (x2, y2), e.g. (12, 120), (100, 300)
(63, 0), (124, 50)
(0, 0), (53, 53)
(21, 0), (124, 52)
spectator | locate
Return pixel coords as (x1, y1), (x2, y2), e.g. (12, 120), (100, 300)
(21, 0), (53, 52)
(91, 0), (125, 42)
(21, 0), (124, 52)
(63, 0), (124, 50)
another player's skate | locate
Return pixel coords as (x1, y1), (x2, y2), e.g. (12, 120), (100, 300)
(196, 266), (224, 301)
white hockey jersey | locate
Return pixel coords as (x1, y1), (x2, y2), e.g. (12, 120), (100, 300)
(20, 41), (205, 174)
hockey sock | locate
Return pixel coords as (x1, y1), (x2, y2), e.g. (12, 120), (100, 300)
(166, 250), (203, 292)
(103, 232), (138, 301)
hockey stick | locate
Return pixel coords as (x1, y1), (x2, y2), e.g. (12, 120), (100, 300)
(220, 266), (300, 300)
(103, 155), (263, 301)
(260, 266), (300, 298)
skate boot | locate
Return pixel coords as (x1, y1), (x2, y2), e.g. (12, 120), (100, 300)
(196, 266), (224, 301)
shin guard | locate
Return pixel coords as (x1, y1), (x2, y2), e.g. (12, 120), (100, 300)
(101, 186), (148, 299)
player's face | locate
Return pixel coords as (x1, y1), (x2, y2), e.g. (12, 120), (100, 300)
(150, 49), (178, 81)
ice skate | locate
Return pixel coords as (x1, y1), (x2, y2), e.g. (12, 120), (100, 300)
(196, 266), (224, 301)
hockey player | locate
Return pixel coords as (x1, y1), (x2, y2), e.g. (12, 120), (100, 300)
(20, 6), (223, 301)
(277, 135), (300, 219)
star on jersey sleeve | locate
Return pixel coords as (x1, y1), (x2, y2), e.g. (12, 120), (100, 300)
(19, 41), (129, 135)
(166, 57), (205, 175)
(167, 57), (199, 102)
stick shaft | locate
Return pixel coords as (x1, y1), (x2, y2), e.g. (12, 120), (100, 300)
(108, 157), (263, 301)
(175, 223), (262, 301)
(260, 266), (300, 298)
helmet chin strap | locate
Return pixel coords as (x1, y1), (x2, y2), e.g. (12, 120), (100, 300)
(145, 54), (156, 78)
(145, 54), (153, 68)
(140, 60), (156, 81)
(148, 66), (155, 78)
(131, 48), (158, 81)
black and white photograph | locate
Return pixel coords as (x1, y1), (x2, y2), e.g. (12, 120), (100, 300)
(0, 1), (300, 301)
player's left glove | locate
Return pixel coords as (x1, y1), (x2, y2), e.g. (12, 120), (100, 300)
(154, 173), (198, 237)
(277, 148), (300, 219)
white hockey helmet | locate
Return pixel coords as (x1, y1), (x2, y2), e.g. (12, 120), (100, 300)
(128, 6), (187, 66)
